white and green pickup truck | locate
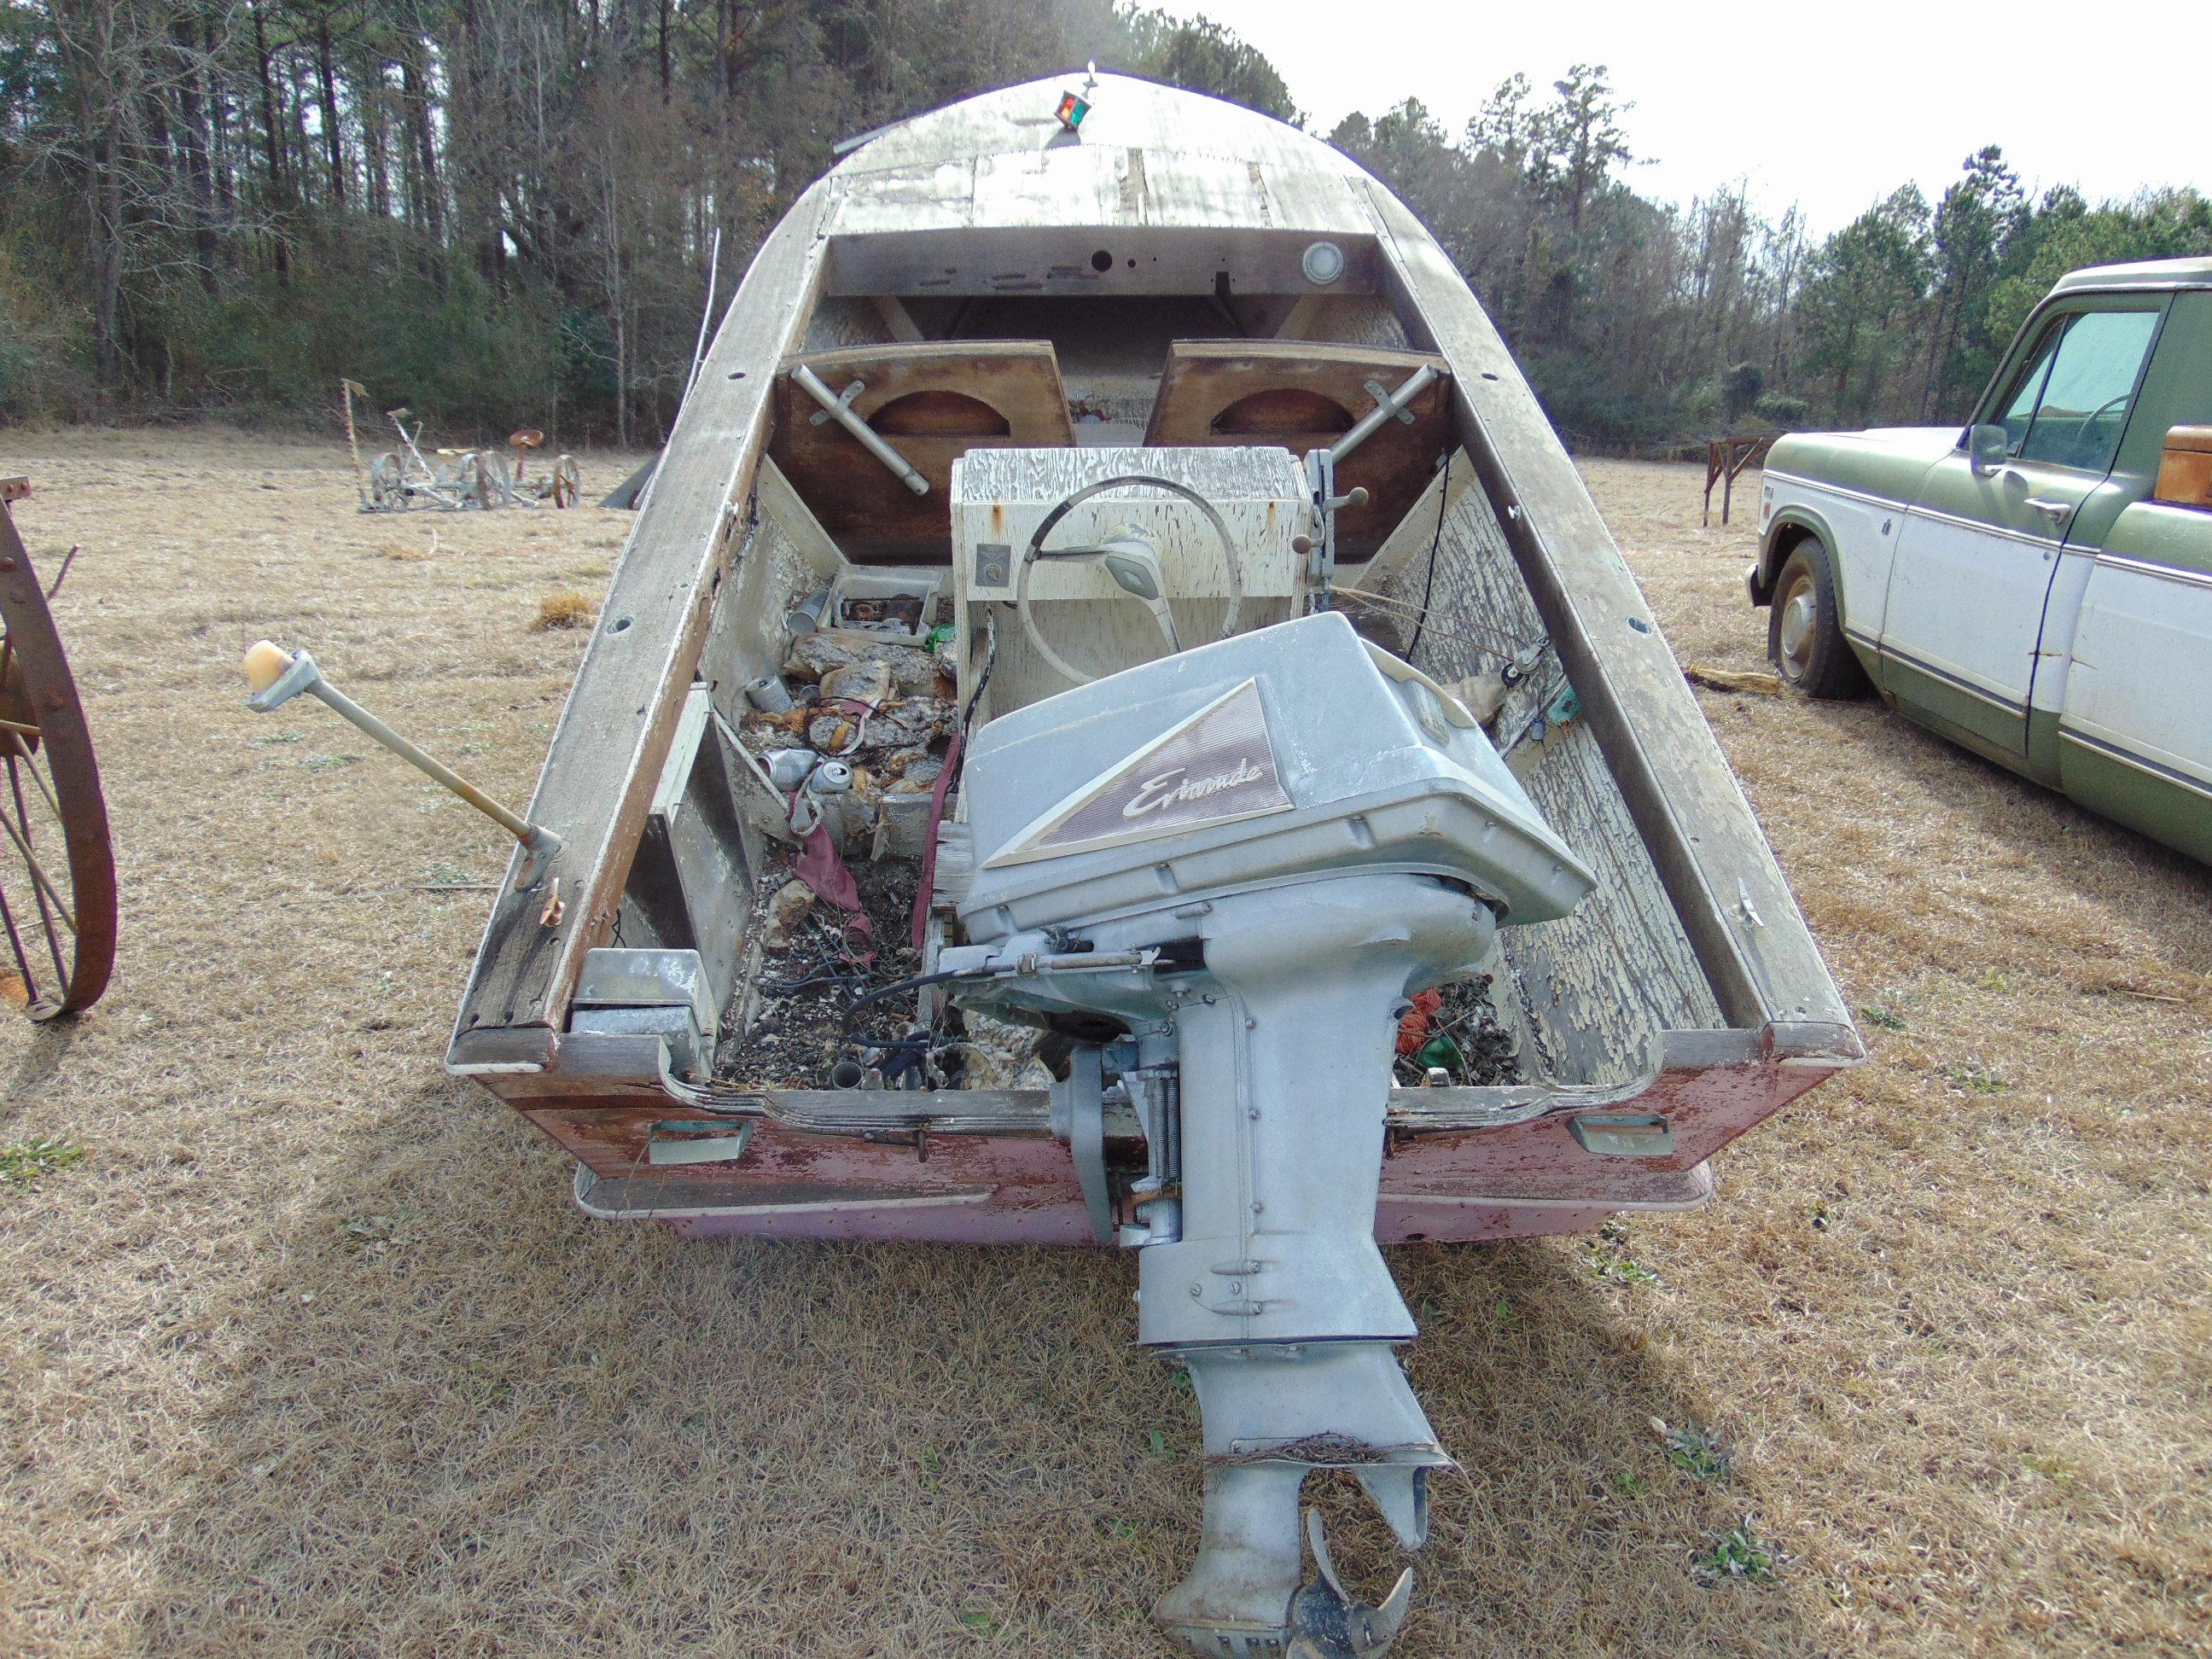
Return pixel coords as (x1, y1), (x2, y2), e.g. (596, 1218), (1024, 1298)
(1750, 256), (2212, 864)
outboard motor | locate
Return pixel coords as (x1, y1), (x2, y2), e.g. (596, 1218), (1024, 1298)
(943, 611), (1595, 1655)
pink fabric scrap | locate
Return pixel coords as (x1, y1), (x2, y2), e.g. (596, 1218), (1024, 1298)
(794, 824), (872, 936)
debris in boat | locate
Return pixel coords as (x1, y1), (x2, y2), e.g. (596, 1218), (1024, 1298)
(952, 1011), (1055, 1090)
(742, 672), (794, 712)
(1685, 662), (1784, 696)
(718, 830), (1027, 1094)
(1392, 973), (1519, 1086)
(783, 627), (952, 699)
(854, 696), (956, 752)
(807, 712), (859, 753)
(729, 654), (958, 859)
(792, 824), (870, 932)
(763, 878), (815, 948)
(876, 777), (943, 859)
(719, 846), (924, 1087)
(1396, 988), (1444, 1054)
(837, 591), (927, 635)
(820, 658), (893, 707)
(785, 587), (833, 635)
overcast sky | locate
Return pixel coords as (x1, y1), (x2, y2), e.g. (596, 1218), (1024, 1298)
(1149, 1), (2205, 235)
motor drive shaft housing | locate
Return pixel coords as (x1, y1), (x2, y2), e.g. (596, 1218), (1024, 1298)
(944, 611), (1594, 1655)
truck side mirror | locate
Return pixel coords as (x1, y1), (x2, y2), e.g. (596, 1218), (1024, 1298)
(1965, 423), (2010, 477)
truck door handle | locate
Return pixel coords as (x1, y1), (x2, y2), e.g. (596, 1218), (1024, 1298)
(2024, 498), (2072, 527)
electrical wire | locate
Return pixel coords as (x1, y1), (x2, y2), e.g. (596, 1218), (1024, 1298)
(1407, 449), (1452, 661)
(655, 1062), (766, 1118)
(911, 610), (994, 953)
(961, 608), (997, 732)
(760, 955), (875, 998)
(841, 965), (990, 1038)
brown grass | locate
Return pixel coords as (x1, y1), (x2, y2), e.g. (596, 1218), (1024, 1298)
(0, 433), (2206, 1656)
(529, 590), (597, 632)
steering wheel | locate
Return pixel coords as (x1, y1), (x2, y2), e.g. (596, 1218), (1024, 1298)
(2065, 393), (2132, 460)
(1014, 474), (1245, 686)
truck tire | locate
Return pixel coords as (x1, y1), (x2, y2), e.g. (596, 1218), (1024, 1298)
(1768, 538), (1866, 699)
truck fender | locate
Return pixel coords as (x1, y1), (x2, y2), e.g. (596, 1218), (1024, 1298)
(1751, 504), (1842, 609)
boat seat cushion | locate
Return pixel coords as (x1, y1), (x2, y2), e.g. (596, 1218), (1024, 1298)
(771, 341), (1076, 564)
(1143, 341), (1451, 559)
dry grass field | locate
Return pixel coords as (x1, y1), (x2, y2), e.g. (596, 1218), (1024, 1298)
(0, 428), (2207, 1657)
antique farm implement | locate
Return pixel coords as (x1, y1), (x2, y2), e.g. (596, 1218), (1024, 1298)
(0, 480), (115, 1020)
(253, 76), (1861, 1653)
(345, 384), (579, 514)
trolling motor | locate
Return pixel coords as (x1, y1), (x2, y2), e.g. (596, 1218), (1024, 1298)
(943, 611), (1594, 1655)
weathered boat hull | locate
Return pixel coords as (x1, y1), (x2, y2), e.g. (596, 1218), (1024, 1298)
(501, 1023), (1832, 1243)
(448, 73), (1861, 1240)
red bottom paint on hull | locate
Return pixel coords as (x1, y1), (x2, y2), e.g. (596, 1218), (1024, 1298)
(541, 1039), (1832, 1246)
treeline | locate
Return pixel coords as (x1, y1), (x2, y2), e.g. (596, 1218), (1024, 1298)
(0, 0), (1254, 436)
(2, 1), (2206, 448)
(1328, 78), (2212, 448)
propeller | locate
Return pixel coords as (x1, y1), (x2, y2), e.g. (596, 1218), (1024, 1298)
(1286, 1509), (1414, 1657)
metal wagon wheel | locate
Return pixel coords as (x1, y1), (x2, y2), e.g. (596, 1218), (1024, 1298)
(463, 452), (501, 510)
(0, 507), (116, 1020)
(550, 454), (580, 509)
(368, 452), (405, 511)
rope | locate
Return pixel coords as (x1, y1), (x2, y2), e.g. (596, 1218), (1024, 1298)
(1334, 585), (1544, 666)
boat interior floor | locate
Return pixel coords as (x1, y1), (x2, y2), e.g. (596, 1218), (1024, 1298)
(595, 288), (1728, 1106)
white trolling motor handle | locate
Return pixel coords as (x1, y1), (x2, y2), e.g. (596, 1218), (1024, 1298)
(241, 639), (563, 889)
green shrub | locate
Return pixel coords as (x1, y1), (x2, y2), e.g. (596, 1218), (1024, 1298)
(1753, 392), (1810, 428)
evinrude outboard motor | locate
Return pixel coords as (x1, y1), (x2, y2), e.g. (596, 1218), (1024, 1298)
(943, 611), (1595, 1655)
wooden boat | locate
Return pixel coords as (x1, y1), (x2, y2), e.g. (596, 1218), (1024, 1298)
(428, 73), (1861, 1651)
(448, 71), (1859, 1231)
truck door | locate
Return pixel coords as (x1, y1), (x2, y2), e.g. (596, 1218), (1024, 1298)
(1879, 301), (2163, 762)
(2056, 288), (2212, 863)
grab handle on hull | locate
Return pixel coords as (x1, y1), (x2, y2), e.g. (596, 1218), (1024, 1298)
(1329, 363), (1442, 467)
(792, 364), (931, 497)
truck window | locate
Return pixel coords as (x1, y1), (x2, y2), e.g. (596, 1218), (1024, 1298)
(2016, 308), (2161, 474)
(1996, 323), (2064, 452)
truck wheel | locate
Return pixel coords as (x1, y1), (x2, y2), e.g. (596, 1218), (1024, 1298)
(1768, 538), (1866, 699)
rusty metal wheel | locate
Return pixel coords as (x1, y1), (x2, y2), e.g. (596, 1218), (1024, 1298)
(368, 452), (404, 511)
(464, 452), (499, 509)
(0, 504), (115, 1019)
(550, 454), (580, 509)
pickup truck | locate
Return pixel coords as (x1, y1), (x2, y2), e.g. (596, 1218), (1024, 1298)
(1749, 256), (2212, 866)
